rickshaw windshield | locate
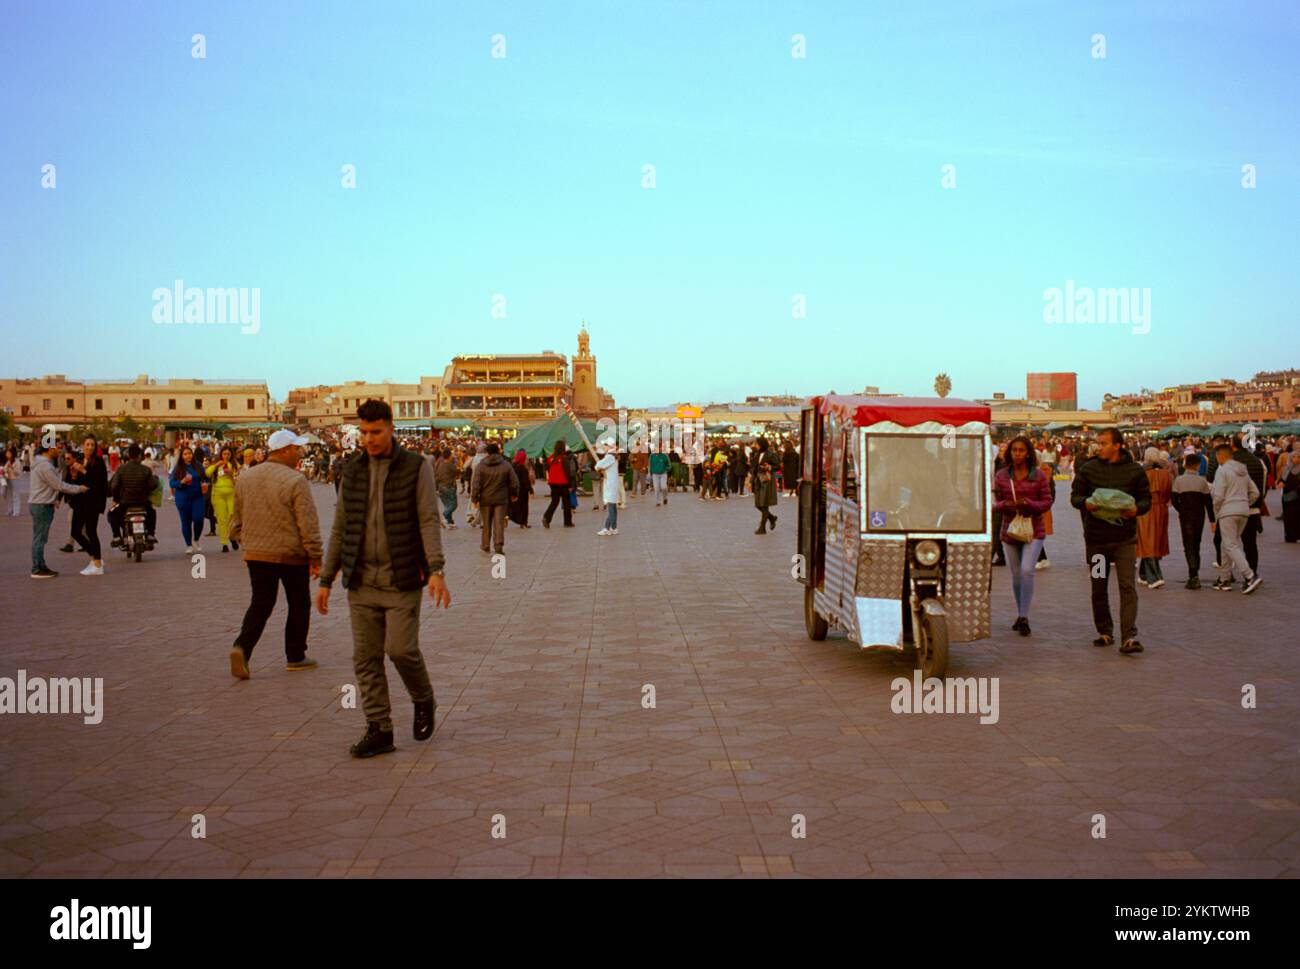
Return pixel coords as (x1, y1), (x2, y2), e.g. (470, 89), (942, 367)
(863, 433), (985, 532)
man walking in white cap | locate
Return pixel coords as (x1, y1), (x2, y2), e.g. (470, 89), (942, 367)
(228, 428), (323, 678)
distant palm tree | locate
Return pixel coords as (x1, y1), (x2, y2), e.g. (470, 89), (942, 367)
(934, 373), (952, 398)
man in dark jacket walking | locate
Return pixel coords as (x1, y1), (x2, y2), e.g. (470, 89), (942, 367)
(470, 442), (519, 554)
(1070, 428), (1152, 654)
(316, 399), (452, 759)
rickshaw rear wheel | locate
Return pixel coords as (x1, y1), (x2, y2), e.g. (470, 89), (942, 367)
(804, 587), (828, 641)
(917, 611), (948, 678)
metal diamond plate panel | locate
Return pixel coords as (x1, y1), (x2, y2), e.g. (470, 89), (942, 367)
(945, 541), (991, 642)
(854, 541), (907, 599)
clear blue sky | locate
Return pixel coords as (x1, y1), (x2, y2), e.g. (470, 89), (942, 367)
(2, 0), (1297, 408)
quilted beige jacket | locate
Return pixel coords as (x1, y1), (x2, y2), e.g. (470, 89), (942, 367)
(230, 460), (323, 565)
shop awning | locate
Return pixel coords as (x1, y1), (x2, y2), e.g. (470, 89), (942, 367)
(813, 395), (991, 428)
(162, 422), (232, 434)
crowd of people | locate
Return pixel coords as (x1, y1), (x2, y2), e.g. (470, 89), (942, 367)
(4, 405), (1296, 752)
(991, 428), (1298, 653)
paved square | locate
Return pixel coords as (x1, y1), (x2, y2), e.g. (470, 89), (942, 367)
(1, 484), (1297, 877)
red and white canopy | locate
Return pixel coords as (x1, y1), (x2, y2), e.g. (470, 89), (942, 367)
(810, 395), (991, 429)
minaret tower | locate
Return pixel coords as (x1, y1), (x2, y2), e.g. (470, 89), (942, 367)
(572, 322), (599, 416)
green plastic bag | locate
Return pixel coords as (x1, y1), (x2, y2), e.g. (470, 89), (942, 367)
(150, 478), (164, 508)
(1089, 487), (1135, 525)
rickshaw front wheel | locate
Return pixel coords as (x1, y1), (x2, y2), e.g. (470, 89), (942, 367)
(804, 586), (828, 641)
(917, 611), (949, 678)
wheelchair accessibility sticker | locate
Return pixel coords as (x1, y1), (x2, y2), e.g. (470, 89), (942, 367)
(869, 510), (887, 528)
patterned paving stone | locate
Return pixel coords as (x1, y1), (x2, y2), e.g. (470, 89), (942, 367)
(0, 483), (1297, 876)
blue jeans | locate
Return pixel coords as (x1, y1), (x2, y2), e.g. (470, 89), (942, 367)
(604, 504), (618, 531)
(1002, 538), (1044, 618)
(438, 485), (458, 524)
(31, 502), (55, 572)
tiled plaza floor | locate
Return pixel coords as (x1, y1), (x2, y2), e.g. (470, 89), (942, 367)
(1, 480), (1297, 878)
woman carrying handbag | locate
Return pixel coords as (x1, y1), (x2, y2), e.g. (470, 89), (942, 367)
(992, 436), (1054, 636)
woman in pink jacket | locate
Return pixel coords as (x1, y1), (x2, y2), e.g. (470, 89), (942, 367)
(993, 436), (1055, 636)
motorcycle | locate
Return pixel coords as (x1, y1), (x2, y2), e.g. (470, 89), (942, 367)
(119, 506), (156, 563)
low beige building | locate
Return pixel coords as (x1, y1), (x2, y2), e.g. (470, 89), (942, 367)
(283, 379), (443, 428)
(0, 374), (272, 426)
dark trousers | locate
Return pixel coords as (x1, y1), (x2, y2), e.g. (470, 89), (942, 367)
(480, 503), (507, 552)
(1243, 516), (1259, 573)
(70, 506), (101, 560)
(1284, 496), (1300, 542)
(1085, 540), (1138, 642)
(1178, 514), (1205, 578)
(543, 484), (572, 526)
(234, 561), (311, 662)
(991, 510), (1005, 562)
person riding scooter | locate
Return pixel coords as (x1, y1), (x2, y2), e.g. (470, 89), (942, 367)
(108, 443), (159, 545)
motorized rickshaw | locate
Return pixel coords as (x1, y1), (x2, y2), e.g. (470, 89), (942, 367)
(796, 395), (993, 677)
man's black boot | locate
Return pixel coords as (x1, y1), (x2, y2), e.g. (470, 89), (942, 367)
(350, 722), (396, 759)
(414, 699), (436, 741)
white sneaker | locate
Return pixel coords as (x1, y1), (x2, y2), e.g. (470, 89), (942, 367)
(597, 528), (611, 536)
(193, 542), (202, 553)
(609, 528), (618, 535)
(186, 545), (195, 553)
(80, 563), (104, 576)
(1035, 558), (1050, 570)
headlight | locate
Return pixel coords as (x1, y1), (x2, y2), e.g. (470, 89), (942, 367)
(914, 540), (941, 567)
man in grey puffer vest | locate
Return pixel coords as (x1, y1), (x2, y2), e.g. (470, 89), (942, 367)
(317, 399), (452, 759)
